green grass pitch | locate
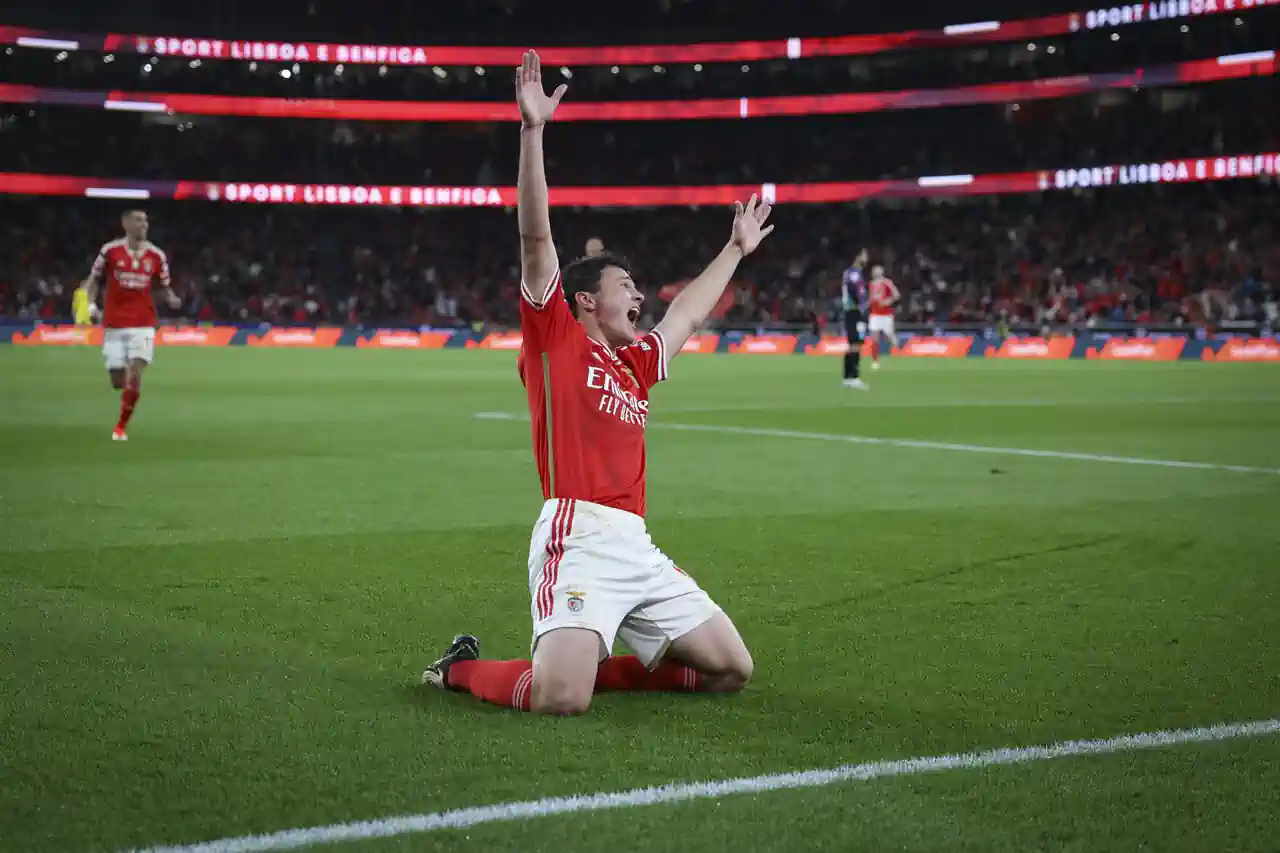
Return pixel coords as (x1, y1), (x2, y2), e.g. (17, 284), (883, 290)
(2, 347), (1278, 853)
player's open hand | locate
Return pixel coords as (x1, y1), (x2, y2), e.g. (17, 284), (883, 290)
(516, 50), (567, 129)
(730, 194), (775, 256)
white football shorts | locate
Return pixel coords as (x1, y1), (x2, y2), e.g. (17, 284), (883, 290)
(868, 314), (896, 336)
(102, 327), (156, 369)
(528, 497), (722, 668)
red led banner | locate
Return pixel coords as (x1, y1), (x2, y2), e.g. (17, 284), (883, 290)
(0, 154), (1275, 208)
(0, 2), (1273, 67)
(1, 53), (1273, 122)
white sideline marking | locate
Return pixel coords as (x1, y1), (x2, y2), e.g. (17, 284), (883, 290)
(473, 412), (1280, 476)
(656, 395), (1272, 412)
(122, 718), (1280, 853)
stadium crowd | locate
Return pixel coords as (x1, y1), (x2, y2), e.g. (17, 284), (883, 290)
(2, 182), (1275, 332)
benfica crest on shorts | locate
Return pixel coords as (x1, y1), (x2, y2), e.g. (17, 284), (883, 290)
(567, 591), (585, 613)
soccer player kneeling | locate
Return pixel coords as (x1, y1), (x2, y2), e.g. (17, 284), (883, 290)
(422, 51), (775, 714)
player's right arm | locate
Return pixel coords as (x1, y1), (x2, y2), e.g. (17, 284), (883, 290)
(515, 50), (567, 310)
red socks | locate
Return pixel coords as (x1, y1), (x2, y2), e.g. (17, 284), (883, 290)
(117, 377), (141, 431)
(447, 660), (534, 710)
(595, 656), (703, 692)
(446, 656), (701, 711)
(869, 336), (880, 362)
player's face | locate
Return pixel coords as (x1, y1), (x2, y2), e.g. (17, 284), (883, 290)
(591, 265), (644, 347)
(123, 212), (149, 241)
(871, 265), (884, 279)
(585, 238), (605, 257)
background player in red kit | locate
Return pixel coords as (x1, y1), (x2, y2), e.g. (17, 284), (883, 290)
(866, 264), (900, 370)
(83, 209), (180, 440)
(423, 51), (774, 715)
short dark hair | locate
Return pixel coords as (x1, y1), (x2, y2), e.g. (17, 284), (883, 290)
(561, 252), (633, 319)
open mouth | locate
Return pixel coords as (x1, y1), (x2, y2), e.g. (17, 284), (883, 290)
(626, 307), (640, 324)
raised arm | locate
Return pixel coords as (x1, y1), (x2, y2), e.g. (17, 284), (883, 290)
(515, 51), (567, 305)
(656, 194), (774, 355)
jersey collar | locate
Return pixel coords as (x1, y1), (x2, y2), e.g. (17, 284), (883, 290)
(587, 335), (617, 359)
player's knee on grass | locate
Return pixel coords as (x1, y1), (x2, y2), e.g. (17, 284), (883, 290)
(530, 627), (601, 715)
(529, 674), (594, 715)
(700, 645), (753, 693)
(669, 614), (753, 693)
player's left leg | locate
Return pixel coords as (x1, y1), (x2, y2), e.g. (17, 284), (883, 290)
(664, 613), (753, 692)
(610, 566), (752, 694)
(115, 358), (147, 439)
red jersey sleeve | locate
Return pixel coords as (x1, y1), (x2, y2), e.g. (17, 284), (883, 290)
(617, 330), (670, 389)
(519, 269), (575, 353)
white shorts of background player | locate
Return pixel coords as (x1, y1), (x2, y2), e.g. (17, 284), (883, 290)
(528, 497), (722, 668)
(102, 327), (156, 370)
(868, 314), (896, 337)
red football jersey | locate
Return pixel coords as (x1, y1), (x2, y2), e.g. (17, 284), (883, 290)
(869, 278), (897, 316)
(517, 269), (669, 518)
(89, 239), (170, 329)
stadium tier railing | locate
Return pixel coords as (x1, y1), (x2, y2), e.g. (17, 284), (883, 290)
(1, 153), (1276, 206)
(1, 1), (1273, 66)
(1, 52), (1273, 121)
